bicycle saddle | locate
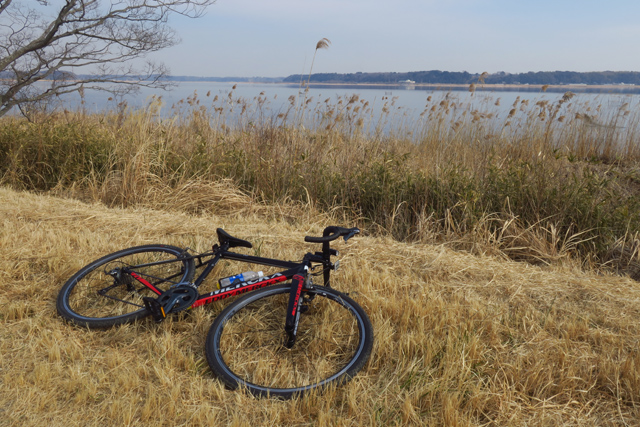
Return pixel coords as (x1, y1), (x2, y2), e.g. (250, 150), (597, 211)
(216, 228), (253, 249)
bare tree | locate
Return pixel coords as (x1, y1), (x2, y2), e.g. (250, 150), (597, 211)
(0, 0), (215, 117)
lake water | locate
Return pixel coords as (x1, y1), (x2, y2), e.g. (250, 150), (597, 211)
(49, 81), (640, 134)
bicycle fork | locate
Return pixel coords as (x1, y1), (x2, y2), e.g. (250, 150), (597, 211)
(284, 268), (311, 348)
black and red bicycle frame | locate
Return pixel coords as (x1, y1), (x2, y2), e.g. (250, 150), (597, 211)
(124, 226), (357, 347)
(189, 249), (305, 306)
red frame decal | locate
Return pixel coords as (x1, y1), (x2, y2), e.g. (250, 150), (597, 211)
(291, 274), (305, 315)
(129, 271), (163, 295)
(191, 273), (287, 308)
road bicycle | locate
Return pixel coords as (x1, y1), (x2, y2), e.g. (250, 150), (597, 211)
(56, 226), (373, 398)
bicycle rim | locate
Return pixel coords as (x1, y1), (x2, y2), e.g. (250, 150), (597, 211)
(206, 284), (372, 398)
(59, 245), (193, 327)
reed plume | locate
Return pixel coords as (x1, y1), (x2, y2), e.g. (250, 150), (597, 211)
(306, 38), (331, 87)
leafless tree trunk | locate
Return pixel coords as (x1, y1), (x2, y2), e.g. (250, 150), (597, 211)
(0, 0), (215, 117)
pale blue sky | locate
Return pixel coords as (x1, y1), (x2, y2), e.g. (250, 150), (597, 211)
(154, 0), (640, 77)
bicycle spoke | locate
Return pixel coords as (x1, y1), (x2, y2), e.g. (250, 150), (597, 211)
(97, 293), (145, 308)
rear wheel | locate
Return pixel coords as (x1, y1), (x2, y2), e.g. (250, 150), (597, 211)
(56, 245), (195, 328)
(205, 284), (373, 398)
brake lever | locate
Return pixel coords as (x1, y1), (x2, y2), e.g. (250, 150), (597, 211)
(343, 228), (360, 242)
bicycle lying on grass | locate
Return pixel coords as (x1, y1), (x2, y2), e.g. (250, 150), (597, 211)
(56, 226), (373, 398)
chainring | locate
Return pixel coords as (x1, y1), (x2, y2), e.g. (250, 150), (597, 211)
(157, 284), (199, 314)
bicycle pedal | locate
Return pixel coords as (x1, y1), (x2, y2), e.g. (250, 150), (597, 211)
(143, 297), (166, 323)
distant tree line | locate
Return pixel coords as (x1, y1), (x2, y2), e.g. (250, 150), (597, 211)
(282, 70), (640, 85)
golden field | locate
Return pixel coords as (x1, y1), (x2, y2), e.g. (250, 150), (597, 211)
(1, 185), (639, 426)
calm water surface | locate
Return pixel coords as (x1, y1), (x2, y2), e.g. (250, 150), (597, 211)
(58, 81), (640, 133)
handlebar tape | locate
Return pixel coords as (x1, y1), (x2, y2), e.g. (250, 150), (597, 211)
(304, 226), (360, 243)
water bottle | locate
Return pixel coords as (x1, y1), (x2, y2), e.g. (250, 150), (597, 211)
(218, 270), (264, 289)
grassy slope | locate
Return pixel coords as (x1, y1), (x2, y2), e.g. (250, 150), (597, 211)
(1, 186), (639, 426)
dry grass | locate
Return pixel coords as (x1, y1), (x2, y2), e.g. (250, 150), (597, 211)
(2, 186), (640, 426)
(0, 88), (640, 277)
(2, 91), (639, 272)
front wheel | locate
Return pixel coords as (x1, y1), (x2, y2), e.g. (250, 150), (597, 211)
(57, 245), (195, 329)
(205, 284), (373, 398)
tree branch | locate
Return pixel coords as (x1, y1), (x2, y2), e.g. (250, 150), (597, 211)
(0, 0), (216, 117)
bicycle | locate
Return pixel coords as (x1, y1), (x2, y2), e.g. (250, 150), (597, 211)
(56, 226), (373, 398)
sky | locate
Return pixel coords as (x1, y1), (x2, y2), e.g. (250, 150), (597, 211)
(153, 0), (640, 77)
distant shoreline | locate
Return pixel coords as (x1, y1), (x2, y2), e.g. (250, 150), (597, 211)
(272, 82), (640, 94)
(205, 80), (640, 94)
(18, 78), (640, 95)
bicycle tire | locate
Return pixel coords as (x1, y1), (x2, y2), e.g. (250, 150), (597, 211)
(57, 245), (195, 329)
(205, 283), (373, 398)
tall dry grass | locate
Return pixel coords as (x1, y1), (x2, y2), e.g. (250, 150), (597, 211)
(1, 187), (640, 426)
(1, 89), (639, 275)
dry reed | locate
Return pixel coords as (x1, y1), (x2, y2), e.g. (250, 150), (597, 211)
(1, 89), (639, 275)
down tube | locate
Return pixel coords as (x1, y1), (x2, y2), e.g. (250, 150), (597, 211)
(190, 272), (289, 308)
